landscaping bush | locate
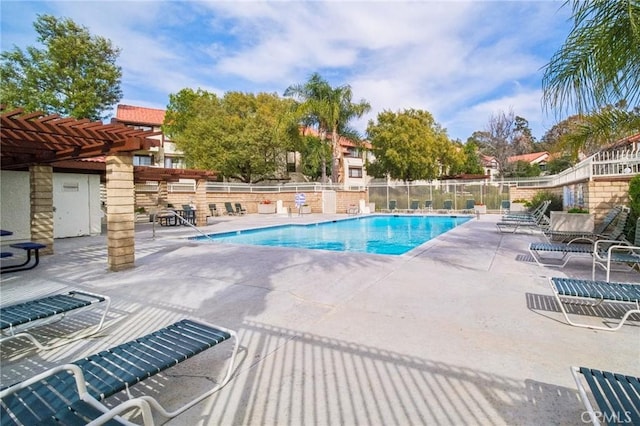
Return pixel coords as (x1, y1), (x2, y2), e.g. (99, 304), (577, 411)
(529, 191), (563, 215)
(626, 175), (640, 241)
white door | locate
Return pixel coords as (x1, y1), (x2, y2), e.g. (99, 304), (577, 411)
(322, 190), (337, 214)
(53, 174), (92, 238)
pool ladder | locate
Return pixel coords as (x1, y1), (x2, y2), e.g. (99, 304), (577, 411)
(151, 210), (217, 242)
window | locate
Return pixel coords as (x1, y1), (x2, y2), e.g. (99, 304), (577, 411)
(347, 147), (360, 158)
(349, 167), (363, 178)
(134, 155), (152, 166)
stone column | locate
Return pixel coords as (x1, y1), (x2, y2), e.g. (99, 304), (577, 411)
(157, 181), (168, 207)
(195, 178), (207, 225)
(29, 165), (54, 254)
(106, 154), (135, 271)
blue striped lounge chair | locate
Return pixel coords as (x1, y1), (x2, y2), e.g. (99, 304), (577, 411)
(544, 205), (627, 243)
(529, 208), (630, 268)
(591, 217), (640, 281)
(571, 366), (640, 425)
(0, 319), (238, 424)
(1, 291), (111, 350)
(496, 200), (551, 234)
(549, 277), (640, 331)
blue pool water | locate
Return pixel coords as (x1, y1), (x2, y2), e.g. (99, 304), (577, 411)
(194, 215), (471, 255)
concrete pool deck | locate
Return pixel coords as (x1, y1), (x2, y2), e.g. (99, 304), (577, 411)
(1, 213), (638, 425)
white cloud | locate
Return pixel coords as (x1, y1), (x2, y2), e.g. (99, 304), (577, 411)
(1, 1), (572, 140)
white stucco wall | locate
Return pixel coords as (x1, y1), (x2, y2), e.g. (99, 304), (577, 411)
(0, 170), (31, 241)
(0, 170), (102, 240)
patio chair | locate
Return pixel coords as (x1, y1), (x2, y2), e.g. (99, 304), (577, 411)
(571, 366), (640, 425)
(235, 203), (247, 215)
(496, 213), (550, 234)
(548, 277), (640, 331)
(409, 200), (420, 212)
(423, 200), (433, 212)
(1, 291), (111, 350)
(462, 199), (475, 214)
(180, 205), (196, 225)
(500, 200), (510, 214)
(442, 200), (453, 212)
(592, 216), (640, 281)
(209, 203), (219, 217)
(544, 205), (628, 243)
(224, 202), (236, 215)
(496, 203), (551, 234)
(156, 208), (178, 226)
(529, 208), (629, 267)
(388, 200), (397, 212)
(0, 319), (239, 424)
(501, 200), (550, 222)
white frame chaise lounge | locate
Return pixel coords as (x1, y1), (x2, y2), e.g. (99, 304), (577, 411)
(0, 290), (111, 350)
(549, 277), (640, 331)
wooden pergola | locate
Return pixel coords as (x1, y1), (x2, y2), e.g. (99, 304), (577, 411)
(1, 108), (160, 169)
(0, 107), (160, 271)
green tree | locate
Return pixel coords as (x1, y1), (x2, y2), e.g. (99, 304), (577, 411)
(164, 89), (299, 183)
(284, 73), (371, 183)
(0, 14), (122, 120)
(542, 0), (640, 151)
(543, 0), (640, 114)
(512, 116), (536, 155)
(539, 114), (583, 152)
(299, 134), (331, 181)
(559, 102), (640, 159)
(365, 109), (458, 181)
(503, 161), (541, 178)
(460, 140), (484, 175)
(546, 156), (574, 174)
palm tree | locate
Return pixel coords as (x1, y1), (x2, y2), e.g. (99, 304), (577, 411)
(542, 0), (640, 115)
(284, 73), (371, 183)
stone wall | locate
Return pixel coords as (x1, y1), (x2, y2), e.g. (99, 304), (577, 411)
(588, 178), (631, 223)
(135, 189), (367, 216)
(507, 177), (632, 225)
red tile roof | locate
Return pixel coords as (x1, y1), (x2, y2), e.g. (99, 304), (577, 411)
(116, 104), (165, 126)
(508, 152), (549, 164)
(302, 126), (372, 149)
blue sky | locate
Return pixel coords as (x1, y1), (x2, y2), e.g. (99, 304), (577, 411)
(1, 1), (573, 141)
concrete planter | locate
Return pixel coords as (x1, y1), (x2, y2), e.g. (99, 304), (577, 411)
(301, 205), (311, 214)
(474, 205), (486, 214)
(257, 203), (276, 214)
(550, 211), (594, 232)
(510, 202), (527, 212)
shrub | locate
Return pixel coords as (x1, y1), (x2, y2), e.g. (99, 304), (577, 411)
(625, 175), (640, 241)
(567, 207), (588, 213)
(529, 191), (563, 215)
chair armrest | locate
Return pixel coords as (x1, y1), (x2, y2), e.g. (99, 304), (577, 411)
(607, 244), (640, 257)
(85, 397), (154, 426)
(593, 239), (629, 253)
(0, 364), (87, 400)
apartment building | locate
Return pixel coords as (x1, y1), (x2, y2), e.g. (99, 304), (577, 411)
(112, 105), (185, 169)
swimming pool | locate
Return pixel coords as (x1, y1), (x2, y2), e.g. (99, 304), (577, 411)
(193, 215), (471, 255)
